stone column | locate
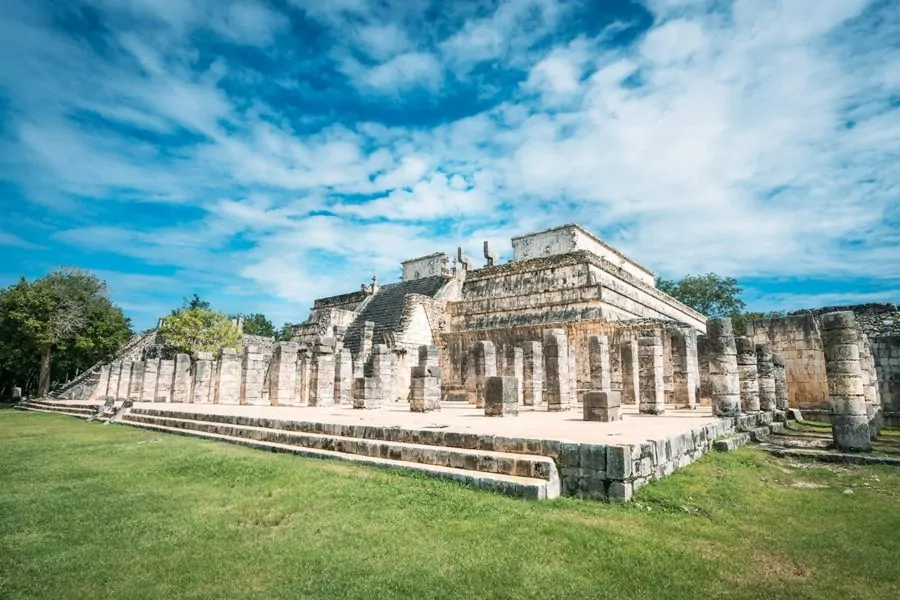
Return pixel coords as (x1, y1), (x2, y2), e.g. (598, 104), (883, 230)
(697, 334), (712, 406)
(584, 390), (622, 422)
(334, 347), (354, 407)
(772, 354), (789, 411)
(410, 344), (441, 413)
(568, 339), (579, 403)
(462, 344), (477, 404)
(91, 365), (111, 401)
(638, 336), (666, 415)
(268, 342), (298, 406)
(140, 359), (159, 402)
(240, 346), (267, 406)
(171, 354), (192, 403)
(542, 329), (572, 412)
(116, 361), (132, 400)
(361, 321), (375, 371)
(857, 332), (882, 439)
(310, 339), (336, 407)
(588, 335), (611, 390)
(215, 349), (241, 405)
(156, 359), (175, 403)
(296, 347), (312, 406)
(352, 377), (381, 409)
(671, 329), (699, 409)
(105, 361), (121, 400)
(620, 340), (639, 406)
(473, 340), (497, 408)
(756, 344), (777, 412)
(735, 337), (760, 413)
(371, 344), (392, 405)
(128, 361), (145, 401)
(821, 311), (871, 451)
(193, 352), (215, 404)
(503, 345), (524, 405)
(520, 341), (543, 407)
(707, 318), (741, 417)
(484, 376), (519, 417)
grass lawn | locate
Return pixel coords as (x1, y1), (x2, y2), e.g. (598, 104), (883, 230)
(1, 409), (899, 600)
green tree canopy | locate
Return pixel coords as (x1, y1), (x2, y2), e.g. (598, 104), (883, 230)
(276, 322), (294, 342)
(238, 313), (276, 338)
(731, 310), (787, 336)
(159, 307), (241, 357)
(656, 273), (746, 318)
(0, 269), (132, 397)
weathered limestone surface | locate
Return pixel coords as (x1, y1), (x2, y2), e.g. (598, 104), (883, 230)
(637, 336), (665, 415)
(671, 329), (699, 409)
(295, 348), (311, 406)
(268, 343), (297, 406)
(520, 341), (543, 407)
(215, 349), (241, 405)
(371, 344), (392, 405)
(193, 352), (215, 404)
(171, 354), (192, 403)
(92, 365), (111, 401)
(543, 329), (572, 412)
(756, 344), (777, 411)
(116, 361), (132, 400)
(128, 361), (144, 401)
(334, 347), (354, 406)
(473, 341), (497, 408)
(588, 335), (611, 390)
(772, 353), (789, 411)
(584, 390), (621, 422)
(156, 359), (175, 403)
(735, 337), (760, 413)
(857, 332), (882, 439)
(620, 339), (639, 405)
(410, 345), (441, 413)
(503, 345), (525, 405)
(821, 311), (871, 451)
(707, 318), (740, 417)
(484, 376), (519, 417)
(352, 377), (381, 409)
(240, 346), (266, 406)
(140, 359), (158, 402)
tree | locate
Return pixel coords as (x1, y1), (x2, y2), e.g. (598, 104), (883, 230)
(158, 307), (241, 357)
(276, 322), (294, 342)
(239, 313), (276, 338)
(0, 269), (132, 397)
(656, 273), (746, 318)
(172, 294), (210, 314)
(731, 310), (786, 336)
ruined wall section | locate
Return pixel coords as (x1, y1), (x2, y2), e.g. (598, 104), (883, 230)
(401, 253), (450, 281)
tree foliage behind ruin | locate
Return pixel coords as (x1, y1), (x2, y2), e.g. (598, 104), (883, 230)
(158, 307), (241, 357)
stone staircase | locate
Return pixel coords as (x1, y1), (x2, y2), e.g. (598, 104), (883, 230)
(121, 407), (561, 500)
(15, 399), (99, 420)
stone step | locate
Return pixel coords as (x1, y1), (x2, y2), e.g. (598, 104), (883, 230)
(120, 417), (559, 500)
(24, 400), (98, 414)
(123, 412), (558, 482)
(15, 405), (93, 419)
(713, 432), (751, 452)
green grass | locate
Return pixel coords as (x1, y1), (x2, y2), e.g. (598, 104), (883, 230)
(1, 409), (899, 600)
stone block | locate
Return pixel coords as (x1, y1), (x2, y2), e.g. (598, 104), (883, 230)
(410, 376), (441, 413)
(352, 377), (381, 409)
(606, 445), (632, 480)
(484, 376), (519, 417)
(583, 390), (622, 422)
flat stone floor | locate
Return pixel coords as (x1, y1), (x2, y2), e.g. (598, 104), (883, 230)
(58, 399), (728, 446)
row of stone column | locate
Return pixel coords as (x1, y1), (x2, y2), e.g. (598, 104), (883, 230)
(706, 319), (789, 418)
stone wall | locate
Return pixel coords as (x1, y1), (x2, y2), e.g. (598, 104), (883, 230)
(402, 253), (450, 281)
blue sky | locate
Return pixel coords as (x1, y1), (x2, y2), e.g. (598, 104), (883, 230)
(1, 0), (898, 331)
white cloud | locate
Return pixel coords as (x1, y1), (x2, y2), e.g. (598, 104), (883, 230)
(357, 52), (443, 93)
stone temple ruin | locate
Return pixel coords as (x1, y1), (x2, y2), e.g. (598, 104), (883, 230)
(26, 224), (900, 500)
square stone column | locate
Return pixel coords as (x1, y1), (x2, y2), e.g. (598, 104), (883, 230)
(473, 341), (497, 409)
(193, 352), (215, 404)
(215, 349), (241, 405)
(756, 344), (777, 411)
(128, 361), (145, 401)
(520, 341), (543, 407)
(542, 329), (572, 412)
(140, 359), (159, 402)
(353, 377), (381, 409)
(310, 340), (336, 407)
(584, 390), (622, 422)
(484, 376), (519, 417)
(620, 340), (639, 406)
(240, 346), (266, 406)
(671, 329), (699, 409)
(334, 347), (354, 407)
(857, 332), (882, 439)
(568, 339), (579, 402)
(638, 336), (666, 415)
(772, 353), (789, 411)
(707, 318), (741, 417)
(588, 335), (611, 390)
(171, 354), (192, 403)
(268, 342), (298, 406)
(503, 345), (524, 405)
(735, 337), (760, 413)
(116, 361), (132, 400)
(156, 359), (175, 403)
(410, 344), (441, 413)
(295, 347), (312, 406)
